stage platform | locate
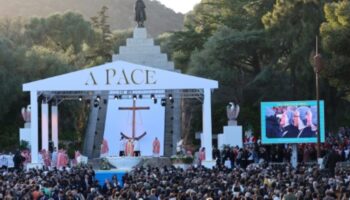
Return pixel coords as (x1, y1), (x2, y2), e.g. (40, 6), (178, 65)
(106, 156), (143, 171)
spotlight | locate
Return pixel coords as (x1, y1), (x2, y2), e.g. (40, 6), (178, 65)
(78, 96), (82, 101)
(114, 95), (119, 100)
(139, 94), (143, 99)
(151, 94), (157, 104)
(133, 94), (137, 101)
(168, 94), (173, 100)
(161, 98), (166, 106)
(96, 95), (101, 102)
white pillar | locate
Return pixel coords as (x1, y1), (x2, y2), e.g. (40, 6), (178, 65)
(30, 90), (39, 163)
(202, 88), (213, 161)
(41, 103), (49, 151)
(51, 105), (58, 149)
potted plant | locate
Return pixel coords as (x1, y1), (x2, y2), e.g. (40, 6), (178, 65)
(100, 158), (111, 170)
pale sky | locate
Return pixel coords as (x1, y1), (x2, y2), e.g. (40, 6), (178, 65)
(154, 0), (202, 14)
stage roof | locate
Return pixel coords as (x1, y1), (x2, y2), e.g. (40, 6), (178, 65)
(23, 60), (218, 92)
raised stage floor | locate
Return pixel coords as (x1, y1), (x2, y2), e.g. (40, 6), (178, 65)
(105, 156), (172, 171)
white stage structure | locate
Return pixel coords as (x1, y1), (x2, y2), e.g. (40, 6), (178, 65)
(22, 60), (218, 168)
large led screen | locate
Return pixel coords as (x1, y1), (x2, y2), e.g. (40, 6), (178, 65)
(261, 101), (325, 144)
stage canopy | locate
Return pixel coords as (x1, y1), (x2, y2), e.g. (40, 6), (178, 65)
(23, 60), (218, 166)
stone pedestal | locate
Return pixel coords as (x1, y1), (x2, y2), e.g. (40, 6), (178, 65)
(228, 120), (237, 126)
(113, 28), (175, 70)
(20, 122), (31, 144)
(217, 126), (243, 150)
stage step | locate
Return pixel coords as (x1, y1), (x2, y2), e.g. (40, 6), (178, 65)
(135, 157), (172, 168)
(88, 158), (116, 170)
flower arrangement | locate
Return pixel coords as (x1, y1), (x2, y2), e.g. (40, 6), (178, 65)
(100, 158), (111, 170)
(170, 154), (194, 164)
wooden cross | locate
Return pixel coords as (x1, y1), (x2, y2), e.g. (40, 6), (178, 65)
(119, 100), (150, 140)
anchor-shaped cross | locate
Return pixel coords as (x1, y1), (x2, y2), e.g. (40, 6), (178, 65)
(119, 99), (150, 140)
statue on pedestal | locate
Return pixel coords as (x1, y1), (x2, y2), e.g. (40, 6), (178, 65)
(135, 0), (146, 27)
(226, 102), (240, 126)
(21, 105), (31, 124)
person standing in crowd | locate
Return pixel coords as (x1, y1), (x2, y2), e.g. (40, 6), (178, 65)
(283, 187), (297, 200)
(51, 147), (58, 168)
(212, 146), (221, 166)
(199, 147), (206, 166)
(13, 149), (25, 170)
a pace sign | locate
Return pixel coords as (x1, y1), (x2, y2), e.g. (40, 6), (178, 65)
(84, 68), (157, 86)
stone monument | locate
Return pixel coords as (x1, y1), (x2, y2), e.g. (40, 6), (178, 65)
(226, 102), (240, 126)
(217, 102), (243, 149)
(84, 0), (181, 158)
(135, 0), (146, 27)
(112, 5), (180, 156)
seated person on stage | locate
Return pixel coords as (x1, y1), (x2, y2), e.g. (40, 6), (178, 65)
(125, 139), (134, 157)
(152, 137), (160, 157)
(133, 139), (140, 157)
(119, 136), (126, 157)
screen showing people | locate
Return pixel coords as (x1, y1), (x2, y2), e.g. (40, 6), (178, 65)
(261, 101), (325, 144)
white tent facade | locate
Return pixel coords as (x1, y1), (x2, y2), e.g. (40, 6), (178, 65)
(23, 60), (218, 168)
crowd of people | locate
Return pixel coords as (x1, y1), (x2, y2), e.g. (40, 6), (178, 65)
(11, 148), (77, 171)
(1, 162), (350, 199)
(210, 127), (350, 171)
(1, 127), (350, 199)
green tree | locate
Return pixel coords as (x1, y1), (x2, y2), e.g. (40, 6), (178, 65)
(182, 0), (274, 133)
(262, 0), (325, 99)
(25, 12), (94, 54)
(320, 1), (350, 101)
(87, 6), (114, 64)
